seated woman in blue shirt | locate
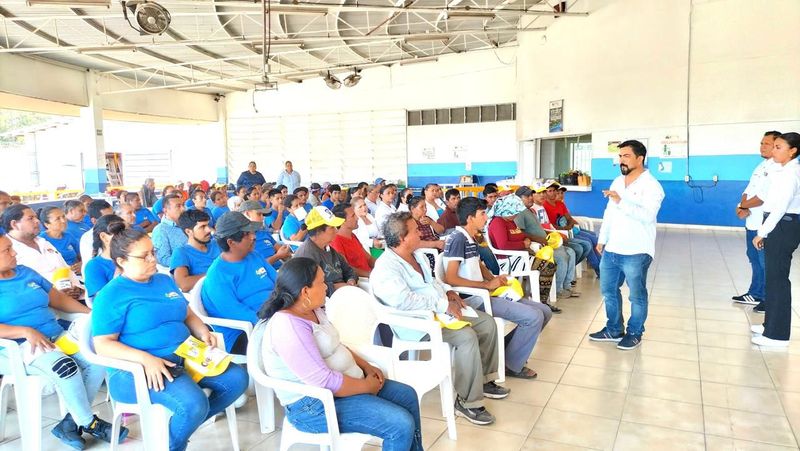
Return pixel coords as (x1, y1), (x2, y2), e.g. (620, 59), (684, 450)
(83, 214), (125, 299)
(280, 194), (309, 249)
(92, 228), (248, 451)
(201, 211), (278, 354)
(39, 206), (81, 271)
(0, 232), (126, 449)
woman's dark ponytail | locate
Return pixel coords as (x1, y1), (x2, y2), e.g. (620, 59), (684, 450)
(92, 214), (124, 257)
(258, 257), (320, 321)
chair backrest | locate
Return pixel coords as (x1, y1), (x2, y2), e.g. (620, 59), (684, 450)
(326, 286), (381, 346)
(188, 276), (209, 317)
(483, 223), (531, 274)
(433, 253), (445, 281)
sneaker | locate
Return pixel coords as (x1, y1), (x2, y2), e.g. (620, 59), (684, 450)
(751, 334), (789, 348)
(571, 280), (577, 287)
(733, 294), (760, 305)
(81, 415), (129, 444)
(617, 334), (642, 350)
(750, 324), (764, 335)
(52, 414), (85, 450)
(556, 289), (572, 300)
(588, 328), (624, 342)
(454, 397), (495, 425)
(753, 302), (765, 313)
(482, 381), (510, 399)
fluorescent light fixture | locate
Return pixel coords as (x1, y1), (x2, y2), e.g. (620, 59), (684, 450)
(446, 11), (496, 19)
(76, 44), (137, 54)
(398, 56), (439, 66)
(27, 0), (110, 5)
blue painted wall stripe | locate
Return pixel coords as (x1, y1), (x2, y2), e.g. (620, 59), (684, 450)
(83, 168), (108, 194)
(592, 154), (763, 182)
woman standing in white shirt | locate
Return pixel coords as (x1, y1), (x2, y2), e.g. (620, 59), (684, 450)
(752, 132), (800, 348)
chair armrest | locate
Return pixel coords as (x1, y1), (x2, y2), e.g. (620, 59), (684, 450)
(449, 286), (492, 315)
(198, 315), (254, 337)
(0, 338), (27, 378)
(88, 351), (154, 408)
(376, 311), (442, 343)
(347, 343), (394, 376)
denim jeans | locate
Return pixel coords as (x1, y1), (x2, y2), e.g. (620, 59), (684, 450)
(745, 229), (766, 299)
(554, 246), (577, 292)
(0, 349), (106, 427)
(108, 357), (248, 451)
(600, 251), (653, 337)
(464, 296), (552, 372)
(478, 245), (500, 275)
(564, 240), (588, 264)
(285, 379), (423, 451)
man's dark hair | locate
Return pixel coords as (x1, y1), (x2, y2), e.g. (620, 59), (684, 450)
(88, 199), (112, 220)
(217, 230), (246, 252)
(483, 185), (498, 197)
(618, 139), (647, 159)
(293, 186), (309, 195)
(78, 194), (93, 203)
(764, 130), (782, 139)
(283, 194), (298, 209)
(331, 203), (350, 219)
(328, 184), (341, 194)
(484, 183), (498, 190)
(308, 224), (333, 237)
(268, 188), (282, 198)
(177, 209), (211, 232)
(162, 194), (183, 211)
(456, 197), (487, 226)
(1, 204), (30, 231)
(445, 188), (460, 200)
(124, 192), (140, 203)
(210, 191), (225, 202)
(64, 199), (83, 213)
(383, 212), (413, 248)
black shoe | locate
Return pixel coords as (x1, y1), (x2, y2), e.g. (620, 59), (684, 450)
(454, 397), (495, 425)
(544, 302), (563, 314)
(733, 293), (760, 305)
(570, 280), (577, 287)
(51, 414), (85, 450)
(617, 334), (642, 350)
(482, 381), (510, 399)
(81, 415), (129, 444)
(753, 302), (765, 313)
(589, 328), (624, 342)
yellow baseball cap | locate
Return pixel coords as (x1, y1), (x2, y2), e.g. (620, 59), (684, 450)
(305, 206), (345, 230)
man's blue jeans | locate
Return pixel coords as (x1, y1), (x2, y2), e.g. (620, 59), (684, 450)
(286, 379), (423, 451)
(745, 229), (766, 299)
(600, 251), (653, 337)
(109, 358), (248, 451)
(554, 246), (576, 292)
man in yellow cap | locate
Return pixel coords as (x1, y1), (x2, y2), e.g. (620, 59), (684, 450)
(293, 206), (359, 295)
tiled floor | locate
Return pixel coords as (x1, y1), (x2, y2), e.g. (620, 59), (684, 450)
(2, 228), (800, 450)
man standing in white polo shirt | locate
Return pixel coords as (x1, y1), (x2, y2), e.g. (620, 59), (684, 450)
(733, 131), (781, 312)
(589, 140), (664, 350)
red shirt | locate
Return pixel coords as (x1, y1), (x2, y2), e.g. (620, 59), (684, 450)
(487, 217), (528, 251)
(542, 200), (569, 228)
(437, 207), (459, 230)
(330, 233), (371, 272)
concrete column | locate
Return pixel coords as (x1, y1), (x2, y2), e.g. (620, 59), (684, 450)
(79, 70), (107, 194)
(216, 97), (229, 184)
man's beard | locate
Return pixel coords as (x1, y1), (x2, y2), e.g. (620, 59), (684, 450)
(620, 164), (630, 175)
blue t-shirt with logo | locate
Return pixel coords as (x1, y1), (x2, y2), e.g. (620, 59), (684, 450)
(169, 241), (221, 276)
(134, 208), (159, 228)
(254, 229), (282, 269)
(151, 197), (165, 217)
(201, 251), (278, 351)
(264, 209), (286, 231)
(66, 220), (91, 241)
(0, 265), (63, 342)
(39, 232), (80, 265)
(211, 206), (230, 222)
(321, 199), (334, 209)
(281, 215), (304, 242)
(92, 274), (189, 358)
(84, 255), (116, 298)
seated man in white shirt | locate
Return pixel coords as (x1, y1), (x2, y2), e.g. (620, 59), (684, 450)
(371, 211), (507, 426)
(2, 204), (83, 300)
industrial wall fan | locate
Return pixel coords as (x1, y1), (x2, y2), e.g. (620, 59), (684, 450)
(122, 1), (171, 35)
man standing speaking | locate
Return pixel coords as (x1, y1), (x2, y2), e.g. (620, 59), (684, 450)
(589, 140), (665, 350)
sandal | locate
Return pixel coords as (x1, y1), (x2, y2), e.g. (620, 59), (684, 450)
(506, 366), (538, 379)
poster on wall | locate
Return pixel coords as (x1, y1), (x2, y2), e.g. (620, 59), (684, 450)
(549, 100), (563, 133)
(660, 135), (688, 158)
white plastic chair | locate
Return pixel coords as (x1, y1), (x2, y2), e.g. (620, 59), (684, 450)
(0, 338), (68, 451)
(432, 253), (507, 383)
(330, 286), (458, 440)
(246, 320), (383, 451)
(484, 229), (554, 303)
(188, 277), (253, 366)
(278, 229), (305, 249)
(76, 316), (240, 451)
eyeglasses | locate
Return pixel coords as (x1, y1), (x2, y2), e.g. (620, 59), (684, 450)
(127, 250), (156, 261)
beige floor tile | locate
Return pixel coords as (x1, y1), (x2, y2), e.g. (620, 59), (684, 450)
(700, 362), (774, 388)
(545, 318), (594, 333)
(628, 373), (702, 404)
(529, 343), (577, 363)
(633, 354), (700, 380)
(522, 437), (597, 451)
(761, 351), (800, 372)
(454, 399), (542, 436)
(428, 422), (527, 451)
(696, 308), (750, 323)
(701, 382), (785, 416)
(638, 340), (699, 362)
(698, 319), (752, 335)
(186, 417), (270, 451)
(642, 325), (699, 345)
(770, 368), (800, 393)
(699, 346), (767, 368)
(697, 332), (757, 350)
(645, 315), (697, 331)
(560, 364), (631, 393)
(705, 434), (800, 451)
(570, 347), (637, 372)
(529, 408), (619, 451)
(420, 418), (449, 449)
(502, 379), (557, 407)
(547, 384), (626, 419)
(621, 395), (704, 433)
(612, 421), (705, 451)
(778, 391), (800, 417)
(524, 359), (568, 383)
(704, 406), (798, 447)
(538, 328), (587, 347)
(646, 305), (696, 319)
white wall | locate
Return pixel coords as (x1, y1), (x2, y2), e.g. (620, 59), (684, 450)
(516, 0), (800, 164)
(407, 121), (517, 166)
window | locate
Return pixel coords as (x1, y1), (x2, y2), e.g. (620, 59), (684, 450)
(407, 103), (516, 126)
(537, 134), (592, 181)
